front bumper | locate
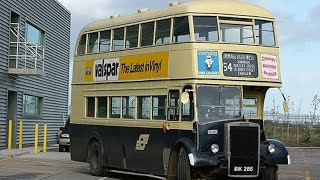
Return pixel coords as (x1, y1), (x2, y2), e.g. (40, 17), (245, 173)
(59, 137), (70, 146)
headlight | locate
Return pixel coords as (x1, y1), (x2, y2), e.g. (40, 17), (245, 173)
(268, 144), (276, 154)
(211, 144), (219, 154)
(60, 134), (69, 138)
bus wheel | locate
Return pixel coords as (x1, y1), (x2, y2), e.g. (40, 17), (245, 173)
(177, 148), (192, 180)
(262, 165), (278, 180)
(89, 141), (107, 176)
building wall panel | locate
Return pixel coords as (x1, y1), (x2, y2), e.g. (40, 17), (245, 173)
(0, 0), (70, 149)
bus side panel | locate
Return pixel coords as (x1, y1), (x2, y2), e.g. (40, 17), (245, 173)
(71, 123), (195, 176)
(70, 123), (93, 162)
(97, 125), (174, 175)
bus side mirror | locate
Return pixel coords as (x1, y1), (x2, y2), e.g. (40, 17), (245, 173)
(181, 92), (189, 104)
(283, 100), (289, 113)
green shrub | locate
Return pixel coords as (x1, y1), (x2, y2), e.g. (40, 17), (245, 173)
(301, 128), (311, 142)
(316, 136), (320, 146)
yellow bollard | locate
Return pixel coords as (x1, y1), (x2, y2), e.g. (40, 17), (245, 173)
(34, 124), (39, 154)
(19, 121), (23, 150)
(43, 124), (47, 153)
(8, 120), (12, 150)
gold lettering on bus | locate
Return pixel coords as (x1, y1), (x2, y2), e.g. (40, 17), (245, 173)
(135, 134), (150, 151)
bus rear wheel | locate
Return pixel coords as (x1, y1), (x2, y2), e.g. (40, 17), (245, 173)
(177, 148), (192, 180)
(89, 141), (107, 176)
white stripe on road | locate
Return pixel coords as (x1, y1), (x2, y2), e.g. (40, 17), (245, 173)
(97, 177), (107, 180)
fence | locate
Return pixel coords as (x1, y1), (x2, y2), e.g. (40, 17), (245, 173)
(264, 112), (320, 147)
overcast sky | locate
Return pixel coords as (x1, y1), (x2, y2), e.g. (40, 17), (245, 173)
(58, 0), (320, 115)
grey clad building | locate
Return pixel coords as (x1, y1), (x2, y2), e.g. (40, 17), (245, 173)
(0, 0), (71, 149)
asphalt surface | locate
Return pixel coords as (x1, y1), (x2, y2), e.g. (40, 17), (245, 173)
(0, 148), (319, 180)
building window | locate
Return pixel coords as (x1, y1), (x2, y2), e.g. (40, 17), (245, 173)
(100, 30), (111, 52)
(26, 22), (45, 46)
(122, 96), (135, 119)
(86, 97), (95, 117)
(110, 97), (121, 118)
(23, 94), (43, 117)
(138, 96), (151, 119)
(125, 25), (139, 48)
(173, 16), (190, 43)
(112, 28), (125, 51)
(152, 96), (167, 120)
(155, 19), (171, 45)
(140, 22), (154, 46)
(88, 32), (99, 54)
(97, 97), (107, 118)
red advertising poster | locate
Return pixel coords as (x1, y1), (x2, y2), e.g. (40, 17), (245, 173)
(262, 54), (278, 80)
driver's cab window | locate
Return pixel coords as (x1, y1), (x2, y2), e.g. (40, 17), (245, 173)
(243, 98), (258, 118)
(168, 90), (180, 120)
(182, 88), (194, 121)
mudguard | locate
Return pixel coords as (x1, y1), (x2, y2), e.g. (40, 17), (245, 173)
(174, 138), (223, 166)
(260, 139), (290, 165)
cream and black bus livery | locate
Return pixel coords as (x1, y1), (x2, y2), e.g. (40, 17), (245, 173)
(70, 0), (290, 179)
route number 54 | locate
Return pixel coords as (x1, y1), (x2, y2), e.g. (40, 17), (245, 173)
(223, 63), (233, 71)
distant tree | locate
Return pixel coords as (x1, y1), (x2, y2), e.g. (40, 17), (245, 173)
(311, 95), (320, 118)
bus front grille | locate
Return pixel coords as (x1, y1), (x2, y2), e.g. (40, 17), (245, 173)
(227, 122), (260, 177)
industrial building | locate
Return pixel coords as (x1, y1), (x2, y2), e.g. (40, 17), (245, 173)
(0, 0), (71, 149)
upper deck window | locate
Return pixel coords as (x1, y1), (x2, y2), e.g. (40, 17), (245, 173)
(193, 16), (218, 42)
(126, 25), (139, 48)
(220, 24), (254, 44)
(255, 20), (275, 46)
(77, 34), (86, 55)
(88, 32), (99, 54)
(140, 22), (154, 46)
(100, 30), (111, 52)
(173, 16), (190, 43)
(113, 27), (125, 51)
(155, 19), (171, 45)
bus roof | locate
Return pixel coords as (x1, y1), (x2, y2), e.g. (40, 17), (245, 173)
(80, 0), (274, 34)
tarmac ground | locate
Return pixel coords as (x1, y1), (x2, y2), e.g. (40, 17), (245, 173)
(0, 146), (319, 180)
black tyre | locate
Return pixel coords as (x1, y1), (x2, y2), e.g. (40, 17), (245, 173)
(89, 141), (107, 176)
(59, 145), (63, 152)
(177, 148), (192, 180)
(262, 165), (278, 180)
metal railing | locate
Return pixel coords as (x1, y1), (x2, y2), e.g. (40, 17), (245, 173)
(9, 23), (45, 72)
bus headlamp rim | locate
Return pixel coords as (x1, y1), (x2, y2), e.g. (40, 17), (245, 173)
(268, 144), (276, 154)
(210, 144), (219, 154)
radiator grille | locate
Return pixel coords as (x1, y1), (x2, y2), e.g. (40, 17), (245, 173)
(228, 123), (260, 177)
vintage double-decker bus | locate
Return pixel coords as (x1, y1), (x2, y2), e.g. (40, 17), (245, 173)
(70, 0), (290, 179)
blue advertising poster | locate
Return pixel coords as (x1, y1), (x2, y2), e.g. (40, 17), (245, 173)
(197, 50), (219, 75)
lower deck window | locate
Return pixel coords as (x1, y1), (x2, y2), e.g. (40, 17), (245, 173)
(97, 97), (107, 118)
(138, 96), (151, 119)
(122, 96), (135, 119)
(86, 97), (95, 117)
(152, 96), (167, 120)
(110, 97), (121, 118)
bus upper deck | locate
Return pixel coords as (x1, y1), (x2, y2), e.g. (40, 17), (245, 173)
(73, 0), (280, 87)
